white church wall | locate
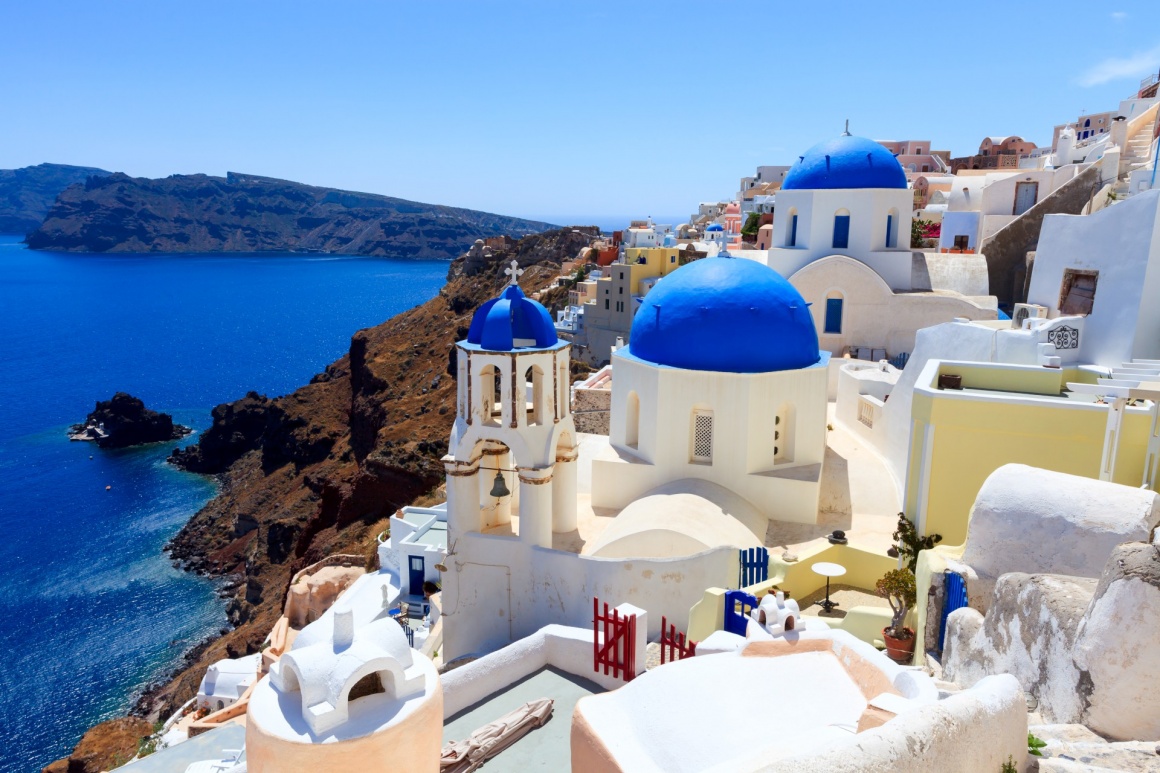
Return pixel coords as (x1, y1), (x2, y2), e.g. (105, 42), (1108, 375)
(594, 353), (828, 525)
(1028, 190), (1160, 368)
(789, 255), (995, 359)
(440, 532), (735, 660)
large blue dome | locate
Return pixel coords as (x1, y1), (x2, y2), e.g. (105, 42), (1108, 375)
(467, 283), (558, 351)
(782, 135), (907, 190)
(627, 258), (821, 373)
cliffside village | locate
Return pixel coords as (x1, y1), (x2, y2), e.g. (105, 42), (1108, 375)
(125, 76), (1160, 772)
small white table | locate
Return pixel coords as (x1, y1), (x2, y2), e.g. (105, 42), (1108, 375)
(811, 561), (847, 613)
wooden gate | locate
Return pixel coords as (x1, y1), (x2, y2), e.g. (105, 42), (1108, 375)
(593, 597), (637, 681)
(738, 547), (769, 588)
(723, 590), (759, 636)
(659, 616), (697, 665)
(939, 571), (968, 651)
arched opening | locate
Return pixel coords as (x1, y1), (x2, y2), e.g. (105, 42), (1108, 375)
(625, 390), (640, 448)
(775, 402), (795, 464)
(558, 359), (569, 420)
(347, 671), (386, 702)
(832, 209), (850, 249)
(690, 407), (713, 464)
(785, 208), (799, 247)
(480, 364), (502, 427)
(215, 700), (224, 711)
(524, 365), (545, 426)
(885, 208), (899, 248)
(823, 292), (844, 336)
(784, 615), (795, 631)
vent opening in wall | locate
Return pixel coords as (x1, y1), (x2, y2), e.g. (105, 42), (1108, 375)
(1059, 269), (1098, 316)
(691, 410), (713, 463)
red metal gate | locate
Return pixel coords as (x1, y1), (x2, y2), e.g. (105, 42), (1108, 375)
(659, 616), (697, 665)
(593, 597), (637, 681)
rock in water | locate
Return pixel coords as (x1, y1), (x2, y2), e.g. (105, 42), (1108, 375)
(71, 392), (192, 449)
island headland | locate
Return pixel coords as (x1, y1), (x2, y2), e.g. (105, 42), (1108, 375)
(22, 171), (555, 259)
(0, 163), (111, 234)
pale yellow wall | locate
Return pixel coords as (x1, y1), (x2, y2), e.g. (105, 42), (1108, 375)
(686, 544), (897, 643)
(907, 391), (1152, 545)
(624, 247), (682, 293)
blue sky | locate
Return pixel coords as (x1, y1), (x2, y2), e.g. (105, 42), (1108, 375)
(3, 1), (1160, 223)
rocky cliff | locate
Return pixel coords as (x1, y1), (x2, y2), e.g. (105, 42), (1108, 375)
(45, 226), (598, 772)
(25, 171), (554, 259)
(0, 163), (111, 234)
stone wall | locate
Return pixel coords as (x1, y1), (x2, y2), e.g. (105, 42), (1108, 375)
(944, 540), (1160, 741)
(980, 163), (1102, 305)
(572, 385), (610, 435)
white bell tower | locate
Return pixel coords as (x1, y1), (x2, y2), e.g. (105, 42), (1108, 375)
(443, 262), (578, 548)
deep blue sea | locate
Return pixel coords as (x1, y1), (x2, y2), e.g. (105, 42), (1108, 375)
(0, 234), (447, 772)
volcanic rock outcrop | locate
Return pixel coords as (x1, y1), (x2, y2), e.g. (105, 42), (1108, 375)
(70, 392), (192, 448)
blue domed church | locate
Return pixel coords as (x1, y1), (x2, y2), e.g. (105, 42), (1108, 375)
(588, 257), (832, 548)
(763, 132), (996, 363)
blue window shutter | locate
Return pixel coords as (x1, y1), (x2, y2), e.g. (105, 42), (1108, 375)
(886, 214), (894, 248)
(789, 215), (798, 247)
(833, 215), (850, 249)
(824, 298), (843, 334)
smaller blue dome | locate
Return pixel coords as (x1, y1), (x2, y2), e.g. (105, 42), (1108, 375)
(705, 223), (724, 232)
(782, 135), (907, 190)
(467, 283), (557, 351)
(628, 257), (821, 373)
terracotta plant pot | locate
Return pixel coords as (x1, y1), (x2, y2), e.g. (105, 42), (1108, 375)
(882, 627), (916, 664)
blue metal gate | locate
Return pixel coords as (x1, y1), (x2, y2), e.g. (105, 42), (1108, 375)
(939, 571), (968, 650)
(724, 590), (759, 636)
(738, 547), (769, 588)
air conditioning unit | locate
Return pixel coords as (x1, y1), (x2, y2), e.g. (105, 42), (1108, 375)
(1012, 303), (1047, 329)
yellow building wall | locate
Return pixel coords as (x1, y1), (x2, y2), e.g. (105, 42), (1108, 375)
(906, 392), (1152, 545)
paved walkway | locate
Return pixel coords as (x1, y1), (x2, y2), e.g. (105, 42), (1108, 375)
(442, 666), (602, 771)
(118, 722), (245, 772)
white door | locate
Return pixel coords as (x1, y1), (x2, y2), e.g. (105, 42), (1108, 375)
(1013, 182), (1038, 215)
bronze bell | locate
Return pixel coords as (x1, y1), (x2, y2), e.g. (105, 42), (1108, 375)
(489, 469), (510, 499)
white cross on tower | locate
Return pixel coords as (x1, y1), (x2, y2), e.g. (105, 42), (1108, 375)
(504, 259), (524, 287)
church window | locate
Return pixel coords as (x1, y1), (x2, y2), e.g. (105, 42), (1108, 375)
(625, 391), (640, 448)
(605, 299), (609, 310)
(786, 210), (798, 247)
(691, 410), (713, 463)
(525, 365), (545, 426)
(775, 403), (794, 464)
(833, 212), (850, 249)
(480, 364), (502, 426)
(824, 295), (843, 335)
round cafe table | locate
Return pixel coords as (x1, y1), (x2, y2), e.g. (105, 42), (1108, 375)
(812, 561), (847, 613)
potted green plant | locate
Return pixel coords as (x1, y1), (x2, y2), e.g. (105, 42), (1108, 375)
(876, 568), (917, 663)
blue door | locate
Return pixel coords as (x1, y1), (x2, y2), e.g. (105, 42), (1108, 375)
(939, 571), (968, 650)
(832, 215), (850, 249)
(723, 590), (758, 636)
(409, 555), (424, 597)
